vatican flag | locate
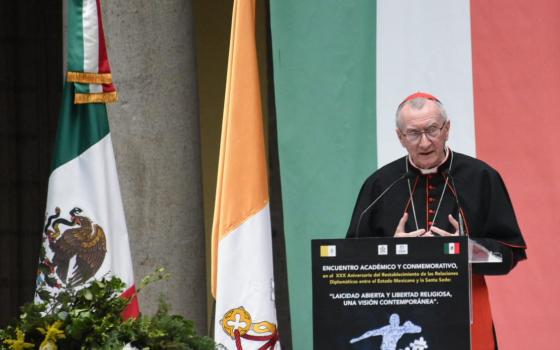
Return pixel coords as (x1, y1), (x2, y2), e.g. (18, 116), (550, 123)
(211, 0), (280, 348)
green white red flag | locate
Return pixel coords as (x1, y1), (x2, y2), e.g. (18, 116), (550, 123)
(36, 0), (138, 319)
(271, 0), (558, 348)
(66, 0), (117, 104)
(444, 242), (460, 255)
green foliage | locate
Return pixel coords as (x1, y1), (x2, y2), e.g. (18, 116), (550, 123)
(122, 301), (215, 350)
(0, 271), (215, 350)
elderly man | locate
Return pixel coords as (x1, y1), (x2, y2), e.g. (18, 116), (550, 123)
(347, 92), (527, 350)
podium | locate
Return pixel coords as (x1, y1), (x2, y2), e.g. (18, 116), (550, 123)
(311, 237), (501, 350)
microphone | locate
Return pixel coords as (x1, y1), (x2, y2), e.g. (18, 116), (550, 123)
(442, 170), (465, 236)
(355, 171), (415, 235)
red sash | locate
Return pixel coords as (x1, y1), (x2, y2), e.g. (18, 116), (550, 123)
(471, 274), (496, 350)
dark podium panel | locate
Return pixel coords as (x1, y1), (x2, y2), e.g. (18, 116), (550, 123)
(312, 237), (471, 350)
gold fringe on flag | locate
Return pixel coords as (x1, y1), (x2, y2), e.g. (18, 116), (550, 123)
(74, 91), (118, 104)
(67, 71), (113, 84)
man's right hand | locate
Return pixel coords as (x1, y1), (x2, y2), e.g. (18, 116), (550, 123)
(394, 212), (429, 237)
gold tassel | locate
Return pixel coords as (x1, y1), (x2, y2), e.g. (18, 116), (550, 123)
(74, 91), (118, 104)
(67, 71), (113, 84)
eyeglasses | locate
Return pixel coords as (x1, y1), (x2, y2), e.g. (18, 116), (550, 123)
(400, 122), (447, 143)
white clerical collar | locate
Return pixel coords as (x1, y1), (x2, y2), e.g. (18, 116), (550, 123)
(409, 147), (450, 174)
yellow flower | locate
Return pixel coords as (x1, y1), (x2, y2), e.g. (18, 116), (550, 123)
(36, 321), (65, 350)
(3, 328), (34, 350)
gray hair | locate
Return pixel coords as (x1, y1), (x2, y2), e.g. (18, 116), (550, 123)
(395, 97), (448, 129)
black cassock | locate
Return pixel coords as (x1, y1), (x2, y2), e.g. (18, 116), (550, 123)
(346, 150), (527, 349)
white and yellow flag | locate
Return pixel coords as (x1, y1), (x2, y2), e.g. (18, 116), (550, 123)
(211, 0), (280, 349)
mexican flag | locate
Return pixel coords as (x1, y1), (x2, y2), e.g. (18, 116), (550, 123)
(271, 0), (558, 349)
(444, 242), (461, 255)
(211, 0), (280, 348)
(36, 0), (138, 319)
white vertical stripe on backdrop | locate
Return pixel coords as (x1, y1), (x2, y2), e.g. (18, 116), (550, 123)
(376, 0), (476, 168)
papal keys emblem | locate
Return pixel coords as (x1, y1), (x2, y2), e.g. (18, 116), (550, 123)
(220, 307), (279, 350)
(37, 207), (107, 290)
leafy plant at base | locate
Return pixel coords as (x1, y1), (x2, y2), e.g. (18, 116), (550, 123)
(0, 270), (215, 350)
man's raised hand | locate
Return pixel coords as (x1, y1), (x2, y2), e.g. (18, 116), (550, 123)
(394, 213), (428, 237)
(429, 214), (460, 236)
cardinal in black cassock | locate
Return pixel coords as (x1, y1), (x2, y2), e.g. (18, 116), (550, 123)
(347, 92), (527, 350)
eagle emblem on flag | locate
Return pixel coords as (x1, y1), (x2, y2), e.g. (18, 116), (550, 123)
(37, 207), (107, 290)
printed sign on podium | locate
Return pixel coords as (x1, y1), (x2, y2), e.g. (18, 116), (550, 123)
(312, 237), (471, 350)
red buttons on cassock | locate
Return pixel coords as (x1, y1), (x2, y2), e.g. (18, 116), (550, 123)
(428, 197), (435, 202)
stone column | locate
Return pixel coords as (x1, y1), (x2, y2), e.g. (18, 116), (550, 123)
(100, 1), (206, 331)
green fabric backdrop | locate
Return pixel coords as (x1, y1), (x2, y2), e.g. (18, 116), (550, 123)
(269, 1), (377, 348)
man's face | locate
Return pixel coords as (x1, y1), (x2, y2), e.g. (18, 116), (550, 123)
(396, 100), (449, 169)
